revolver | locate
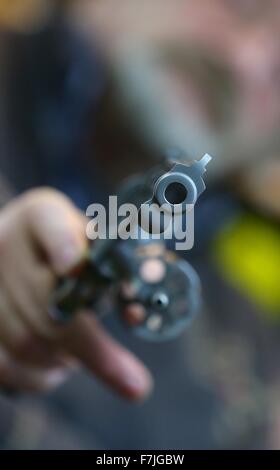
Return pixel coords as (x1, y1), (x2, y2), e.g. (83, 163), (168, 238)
(50, 151), (212, 341)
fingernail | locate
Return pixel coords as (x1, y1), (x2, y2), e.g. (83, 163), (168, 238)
(45, 369), (69, 388)
(55, 244), (82, 274)
(124, 369), (154, 401)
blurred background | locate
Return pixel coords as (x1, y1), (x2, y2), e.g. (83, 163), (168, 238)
(0, 0), (280, 449)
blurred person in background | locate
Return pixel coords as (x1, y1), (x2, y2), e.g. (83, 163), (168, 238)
(0, 0), (279, 450)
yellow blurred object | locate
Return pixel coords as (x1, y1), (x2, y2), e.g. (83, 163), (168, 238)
(213, 213), (280, 315)
(0, 0), (53, 32)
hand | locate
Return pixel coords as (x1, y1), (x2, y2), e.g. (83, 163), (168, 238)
(0, 188), (153, 400)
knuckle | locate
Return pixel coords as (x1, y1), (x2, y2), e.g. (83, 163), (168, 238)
(22, 188), (80, 230)
(23, 187), (72, 212)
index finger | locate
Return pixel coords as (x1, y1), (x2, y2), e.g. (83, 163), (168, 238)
(61, 311), (153, 401)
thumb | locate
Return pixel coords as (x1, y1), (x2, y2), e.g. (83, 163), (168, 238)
(24, 189), (88, 275)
